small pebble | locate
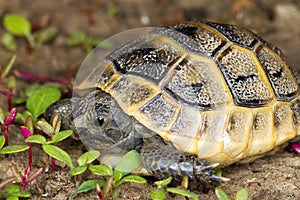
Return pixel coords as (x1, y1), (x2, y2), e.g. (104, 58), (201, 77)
(140, 15), (150, 25)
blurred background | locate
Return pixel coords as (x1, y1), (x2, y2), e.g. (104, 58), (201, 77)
(0, 1), (299, 199)
(0, 0), (299, 76)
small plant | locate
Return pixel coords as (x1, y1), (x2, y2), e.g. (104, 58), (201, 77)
(2, 13), (58, 51)
(66, 30), (111, 53)
(0, 107), (17, 147)
(25, 113), (74, 171)
(0, 114), (43, 197)
(150, 176), (199, 200)
(107, 6), (118, 19)
(0, 182), (31, 200)
(16, 84), (62, 123)
(215, 187), (249, 200)
(69, 150), (101, 176)
(69, 150), (146, 199)
(0, 54), (17, 110)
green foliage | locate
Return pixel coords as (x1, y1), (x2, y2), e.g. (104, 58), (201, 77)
(0, 183), (31, 199)
(15, 85), (62, 126)
(235, 188), (249, 200)
(1, 13), (59, 51)
(70, 150), (146, 199)
(69, 150), (100, 176)
(1, 33), (17, 52)
(77, 150), (100, 166)
(114, 149), (142, 175)
(107, 7), (118, 19)
(0, 145), (29, 154)
(166, 188), (198, 200)
(68, 180), (106, 200)
(3, 14), (32, 37)
(1, 54), (16, 81)
(215, 187), (249, 200)
(154, 177), (172, 189)
(151, 177), (198, 200)
(89, 165), (113, 176)
(43, 144), (74, 169)
(25, 123), (74, 169)
(0, 136), (5, 149)
(150, 189), (166, 200)
(66, 30), (110, 52)
(2, 13), (34, 49)
(26, 87), (61, 121)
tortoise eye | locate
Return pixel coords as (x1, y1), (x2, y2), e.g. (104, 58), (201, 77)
(97, 117), (105, 126)
(94, 116), (107, 128)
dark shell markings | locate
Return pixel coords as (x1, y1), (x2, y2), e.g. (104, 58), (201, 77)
(48, 21), (300, 185)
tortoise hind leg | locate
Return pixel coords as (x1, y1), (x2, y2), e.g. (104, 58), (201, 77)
(140, 137), (229, 186)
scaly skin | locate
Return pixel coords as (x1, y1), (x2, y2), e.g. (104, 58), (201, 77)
(46, 90), (227, 186)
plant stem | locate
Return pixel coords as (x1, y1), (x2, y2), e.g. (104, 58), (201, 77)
(0, 177), (17, 190)
(103, 176), (114, 198)
(50, 133), (56, 171)
(21, 165), (31, 191)
(4, 124), (9, 147)
(0, 89), (13, 111)
(96, 183), (105, 200)
(15, 69), (70, 84)
(21, 142), (32, 191)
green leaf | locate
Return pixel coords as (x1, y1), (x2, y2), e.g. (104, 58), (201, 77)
(68, 179), (105, 200)
(37, 120), (54, 135)
(34, 26), (58, 44)
(42, 144), (74, 169)
(89, 165), (113, 176)
(166, 188), (198, 200)
(0, 136), (5, 149)
(117, 175), (146, 186)
(150, 189), (166, 200)
(3, 14), (31, 37)
(7, 75), (16, 91)
(66, 31), (86, 46)
(216, 169), (222, 177)
(69, 165), (87, 176)
(235, 188), (248, 200)
(2, 54), (16, 79)
(154, 177), (172, 189)
(26, 87), (61, 120)
(7, 196), (19, 200)
(77, 150), (100, 166)
(51, 130), (73, 143)
(25, 135), (46, 144)
(5, 183), (21, 193)
(113, 170), (123, 182)
(51, 113), (61, 133)
(0, 145), (29, 154)
(0, 106), (5, 124)
(11, 191), (32, 197)
(215, 187), (232, 200)
(107, 7), (118, 19)
(115, 150), (142, 174)
(1, 33), (17, 52)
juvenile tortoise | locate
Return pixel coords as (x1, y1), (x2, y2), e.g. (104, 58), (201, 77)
(47, 21), (300, 186)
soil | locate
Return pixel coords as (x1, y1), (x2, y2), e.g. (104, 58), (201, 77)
(0, 0), (300, 199)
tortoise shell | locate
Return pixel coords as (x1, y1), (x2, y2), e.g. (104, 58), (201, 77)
(78, 21), (300, 166)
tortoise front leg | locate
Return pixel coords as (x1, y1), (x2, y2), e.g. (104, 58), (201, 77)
(140, 137), (229, 186)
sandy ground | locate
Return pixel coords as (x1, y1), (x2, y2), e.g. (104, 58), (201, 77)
(0, 0), (300, 199)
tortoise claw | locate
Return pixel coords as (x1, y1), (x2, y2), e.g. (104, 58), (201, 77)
(201, 163), (219, 171)
(210, 174), (230, 182)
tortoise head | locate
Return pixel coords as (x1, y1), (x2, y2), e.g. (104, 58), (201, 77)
(46, 89), (143, 155)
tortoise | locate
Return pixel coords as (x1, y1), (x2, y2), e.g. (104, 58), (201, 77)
(46, 21), (300, 186)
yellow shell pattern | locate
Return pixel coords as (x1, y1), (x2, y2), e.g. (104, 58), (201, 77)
(79, 22), (300, 166)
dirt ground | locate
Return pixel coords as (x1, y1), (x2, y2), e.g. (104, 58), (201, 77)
(0, 0), (300, 199)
